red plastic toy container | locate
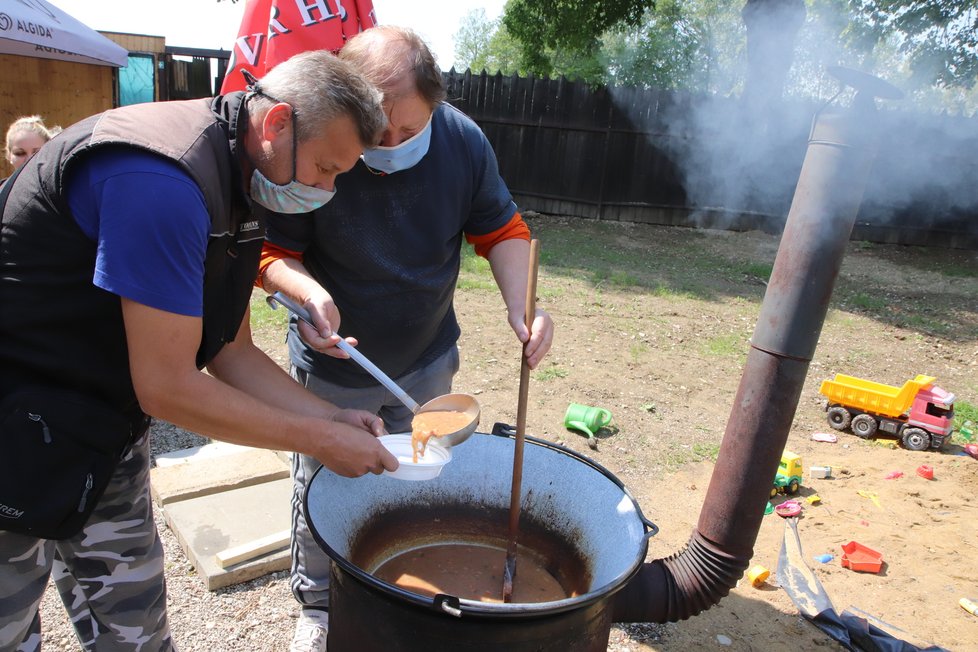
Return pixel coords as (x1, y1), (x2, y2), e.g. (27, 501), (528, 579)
(840, 541), (884, 573)
(916, 464), (935, 480)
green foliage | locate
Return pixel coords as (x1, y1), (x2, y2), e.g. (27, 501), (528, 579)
(453, 9), (525, 74)
(457, 0), (978, 110)
(600, 0), (744, 91)
(503, 0), (654, 77)
(843, 0), (978, 90)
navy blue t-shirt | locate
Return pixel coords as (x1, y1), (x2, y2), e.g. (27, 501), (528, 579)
(65, 148), (210, 316)
(265, 102), (517, 387)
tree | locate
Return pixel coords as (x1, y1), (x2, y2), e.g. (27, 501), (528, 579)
(841, 0), (978, 90)
(453, 9), (524, 74)
(503, 0), (654, 76)
(599, 0), (744, 92)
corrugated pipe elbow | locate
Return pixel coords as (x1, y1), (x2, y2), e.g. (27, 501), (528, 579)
(612, 530), (749, 623)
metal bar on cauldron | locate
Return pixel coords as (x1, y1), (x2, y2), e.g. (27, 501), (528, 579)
(502, 238), (541, 603)
(611, 68), (903, 624)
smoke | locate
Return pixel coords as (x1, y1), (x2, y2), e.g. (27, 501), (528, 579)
(602, 1), (978, 245)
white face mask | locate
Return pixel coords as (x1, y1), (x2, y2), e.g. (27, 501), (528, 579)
(361, 113), (433, 174)
(249, 170), (336, 213)
(246, 89), (336, 213)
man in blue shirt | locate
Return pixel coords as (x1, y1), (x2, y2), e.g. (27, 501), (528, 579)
(259, 27), (555, 652)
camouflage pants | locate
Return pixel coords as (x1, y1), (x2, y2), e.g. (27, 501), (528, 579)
(0, 434), (175, 652)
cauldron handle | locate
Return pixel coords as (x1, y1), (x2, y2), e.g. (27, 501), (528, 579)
(433, 594), (462, 618)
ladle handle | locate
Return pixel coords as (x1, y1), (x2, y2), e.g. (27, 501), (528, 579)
(266, 292), (421, 413)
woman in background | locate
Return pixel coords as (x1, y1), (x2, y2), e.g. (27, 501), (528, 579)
(4, 115), (58, 179)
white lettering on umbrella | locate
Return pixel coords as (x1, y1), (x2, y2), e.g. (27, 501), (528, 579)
(293, 0), (345, 26)
(268, 5), (291, 38)
(236, 34), (265, 66)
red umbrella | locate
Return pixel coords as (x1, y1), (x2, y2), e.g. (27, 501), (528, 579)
(220, 0), (377, 94)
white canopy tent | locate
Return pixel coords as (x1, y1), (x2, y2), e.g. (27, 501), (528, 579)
(0, 0), (127, 67)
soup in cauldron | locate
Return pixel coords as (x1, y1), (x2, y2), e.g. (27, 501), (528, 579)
(374, 543), (568, 603)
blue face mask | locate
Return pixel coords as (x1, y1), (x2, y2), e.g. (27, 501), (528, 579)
(361, 113), (433, 174)
(247, 94), (336, 213)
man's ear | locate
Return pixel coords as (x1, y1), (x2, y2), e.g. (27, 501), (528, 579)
(261, 103), (293, 142)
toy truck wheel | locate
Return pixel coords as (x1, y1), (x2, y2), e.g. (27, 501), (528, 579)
(901, 427), (930, 451)
(771, 486), (779, 498)
(851, 414), (878, 438)
(826, 406), (851, 431)
(787, 479), (800, 495)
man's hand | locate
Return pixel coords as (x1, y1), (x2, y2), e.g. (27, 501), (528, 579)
(509, 307), (554, 370)
(313, 411), (399, 477)
(295, 294), (359, 360)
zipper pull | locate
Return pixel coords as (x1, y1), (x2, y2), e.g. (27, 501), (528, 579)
(78, 473), (94, 513)
(27, 413), (52, 443)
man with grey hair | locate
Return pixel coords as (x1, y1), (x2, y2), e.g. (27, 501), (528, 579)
(0, 50), (395, 651)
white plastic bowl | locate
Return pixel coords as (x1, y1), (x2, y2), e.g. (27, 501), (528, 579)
(380, 434), (452, 481)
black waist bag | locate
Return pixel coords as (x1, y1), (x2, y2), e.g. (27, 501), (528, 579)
(0, 386), (146, 540)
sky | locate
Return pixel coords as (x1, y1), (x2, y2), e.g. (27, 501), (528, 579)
(49, 0), (506, 70)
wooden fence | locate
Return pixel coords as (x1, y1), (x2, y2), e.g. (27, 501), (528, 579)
(445, 69), (978, 249)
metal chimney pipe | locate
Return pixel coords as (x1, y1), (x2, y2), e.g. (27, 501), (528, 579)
(612, 68), (903, 623)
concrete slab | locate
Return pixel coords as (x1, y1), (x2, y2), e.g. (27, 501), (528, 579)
(150, 447), (290, 506)
(161, 478), (293, 590)
(155, 441), (255, 467)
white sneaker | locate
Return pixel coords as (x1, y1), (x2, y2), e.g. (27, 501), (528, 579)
(290, 609), (329, 652)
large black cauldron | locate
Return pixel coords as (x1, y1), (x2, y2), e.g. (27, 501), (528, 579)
(305, 430), (657, 651)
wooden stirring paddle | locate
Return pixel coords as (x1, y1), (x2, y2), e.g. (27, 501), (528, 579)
(502, 238), (541, 603)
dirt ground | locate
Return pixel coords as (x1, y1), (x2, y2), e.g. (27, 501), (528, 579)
(38, 214), (978, 651)
(444, 215), (978, 652)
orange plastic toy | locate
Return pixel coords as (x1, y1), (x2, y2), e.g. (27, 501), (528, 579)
(840, 541), (884, 573)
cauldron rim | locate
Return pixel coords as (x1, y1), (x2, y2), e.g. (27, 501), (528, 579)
(305, 431), (658, 618)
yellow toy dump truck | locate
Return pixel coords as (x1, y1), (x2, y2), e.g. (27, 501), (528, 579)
(818, 374), (955, 451)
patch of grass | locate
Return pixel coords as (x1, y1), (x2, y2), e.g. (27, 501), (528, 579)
(250, 292), (287, 330)
(534, 365), (568, 382)
(734, 262), (773, 281)
(457, 277), (497, 291)
(692, 441), (721, 462)
(458, 247), (496, 291)
(849, 293), (888, 312)
(956, 400), (978, 424)
(954, 401), (977, 443)
(942, 262), (978, 278)
(460, 246), (491, 274)
(538, 285), (563, 300)
(903, 315), (951, 335)
(663, 439), (721, 469)
(629, 342), (649, 362)
(702, 333), (746, 357)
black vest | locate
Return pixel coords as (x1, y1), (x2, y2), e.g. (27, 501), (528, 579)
(0, 93), (263, 416)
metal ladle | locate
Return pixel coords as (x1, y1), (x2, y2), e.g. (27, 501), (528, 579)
(265, 292), (480, 446)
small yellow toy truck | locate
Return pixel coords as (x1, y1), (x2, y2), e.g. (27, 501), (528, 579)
(818, 374), (954, 451)
(771, 451), (803, 497)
